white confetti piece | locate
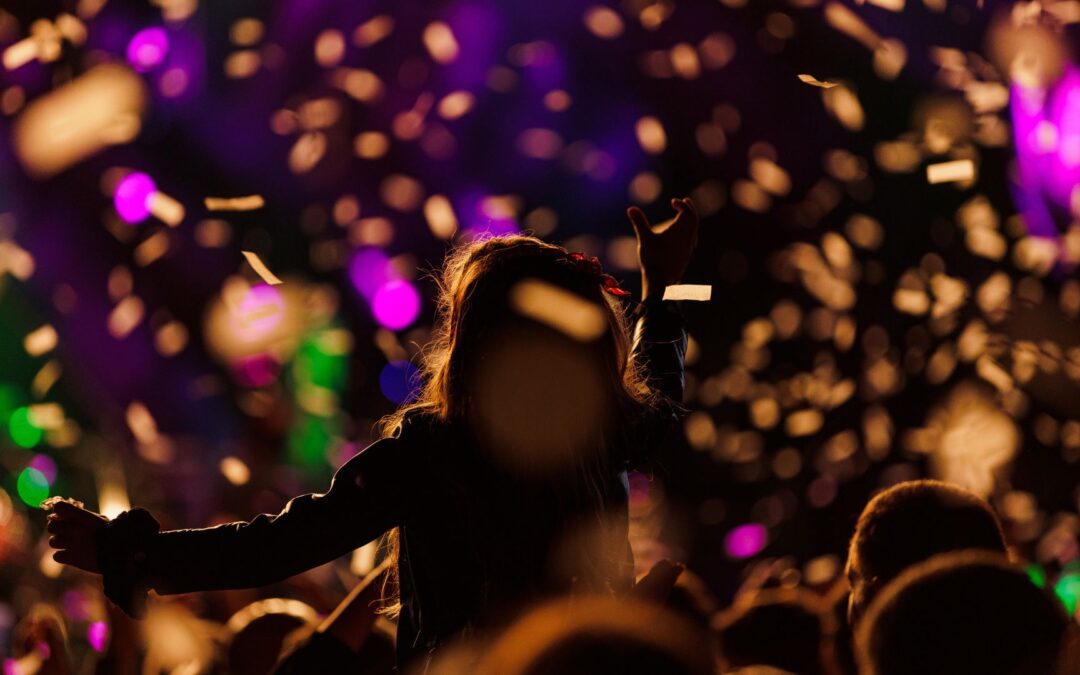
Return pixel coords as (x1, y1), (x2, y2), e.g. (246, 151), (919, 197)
(663, 284), (712, 301)
(927, 159), (975, 184)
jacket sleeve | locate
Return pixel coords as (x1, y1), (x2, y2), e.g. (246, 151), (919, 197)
(624, 295), (688, 468)
(97, 428), (419, 616)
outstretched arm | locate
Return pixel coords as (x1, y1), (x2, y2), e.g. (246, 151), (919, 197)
(627, 198), (696, 402)
(623, 199), (697, 466)
(49, 427), (419, 616)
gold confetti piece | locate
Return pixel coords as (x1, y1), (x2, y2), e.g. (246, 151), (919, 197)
(670, 43), (701, 79)
(31, 360), (61, 398)
(314, 29), (346, 67)
(976, 354), (1013, 393)
(634, 116), (667, 154)
(927, 159), (975, 184)
(289, 131), (327, 173)
(823, 84), (865, 132)
(786, 408), (824, 437)
(824, 1), (881, 50)
(354, 131), (390, 159)
(224, 50), (261, 78)
(436, 90), (475, 120)
(863, 0), (905, 10)
(241, 250), (283, 285)
(584, 6), (624, 39)
(230, 18), (264, 46)
(28, 403), (64, 429)
(750, 158), (792, 196)
(510, 278), (608, 342)
(334, 68), (384, 103)
(219, 456), (251, 485)
(380, 173), (425, 210)
(204, 195), (265, 211)
(663, 284), (713, 301)
(353, 15), (394, 47)
(134, 231), (169, 266)
(423, 195), (458, 239)
(23, 324), (57, 356)
(2, 37), (40, 71)
(12, 64), (146, 178)
(126, 401), (158, 444)
(422, 21), (459, 64)
(797, 74), (838, 88)
(107, 296), (144, 338)
(147, 191), (185, 226)
(154, 321), (188, 356)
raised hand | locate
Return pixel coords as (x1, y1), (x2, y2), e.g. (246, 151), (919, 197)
(46, 500), (108, 573)
(627, 197), (699, 301)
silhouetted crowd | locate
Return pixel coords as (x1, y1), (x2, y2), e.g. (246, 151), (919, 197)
(12, 478), (1077, 674)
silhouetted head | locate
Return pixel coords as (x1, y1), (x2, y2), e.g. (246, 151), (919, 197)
(383, 234), (653, 472)
(477, 596), (713, 675)
(856, 550), (1067, 675)
(846, 480), (1007, 624)
(714, 588), (831, 675)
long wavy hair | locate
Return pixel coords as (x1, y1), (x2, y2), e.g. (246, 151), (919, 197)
(376, 234), (658, 613)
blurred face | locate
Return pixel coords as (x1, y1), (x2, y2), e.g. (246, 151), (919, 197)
(463, 288), (617, 475)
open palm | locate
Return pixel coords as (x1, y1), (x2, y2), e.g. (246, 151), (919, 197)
(627, 198), (699, 300)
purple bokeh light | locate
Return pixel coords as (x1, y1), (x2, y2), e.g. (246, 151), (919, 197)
(87, 621), (109, 652)
(348, 248), (393, 301)
(113, 172), (157, 224)
(127, 28), (170, 73)
(372, 280), (421, 330)
(1010, 64), (1080, 240)
(724, 523), (767, 559)
(28, 454), (57, 485)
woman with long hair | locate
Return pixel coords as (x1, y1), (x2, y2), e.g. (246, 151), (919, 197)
(46, 198), (698, 669)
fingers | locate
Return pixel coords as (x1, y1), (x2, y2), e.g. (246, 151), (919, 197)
(51, 500), (105, 524)
(626, 207), (653, 240)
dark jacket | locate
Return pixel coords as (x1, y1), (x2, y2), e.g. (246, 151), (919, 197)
(97, 296), (687, 669)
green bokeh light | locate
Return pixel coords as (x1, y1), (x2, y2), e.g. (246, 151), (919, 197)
(16, 467), (49, 507)
(9, 406), (43, 448)
(1053, 573), (1080, 617)
(1025, 564), (1047, 589)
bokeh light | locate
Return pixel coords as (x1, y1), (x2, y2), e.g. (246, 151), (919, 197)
(1054, 571), (1080, 617)
(236, 284), (285, 337)
(724, 523), (767, 559)
(378, 360), (420, 404)
(87, 620), (109, 652)
(8, 406), (43, 448)
(28, 455), (57, 485)
(113, 172), (157, 224)
(347, 247), (392, 301)
(127, 28), (170, 73)
(371, 279), (421, 331)
(16, 467), (49, 507)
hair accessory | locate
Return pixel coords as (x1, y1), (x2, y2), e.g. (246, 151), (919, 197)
(565, 252), (631, 297)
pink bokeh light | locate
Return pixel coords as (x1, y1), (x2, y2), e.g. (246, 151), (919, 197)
(372, 279), (421, 330)
(87, 621), (109, 652)
(113, 172), (156, 224)
(126, 28), (170, 73)
(724, 523), (767, 559)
